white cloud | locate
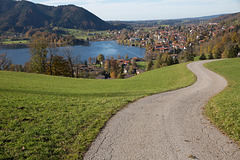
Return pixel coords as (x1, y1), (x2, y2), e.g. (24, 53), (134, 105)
(83, 0), (240, 20)
(35, 0), (107, 6)
(30, 0), (240, 20)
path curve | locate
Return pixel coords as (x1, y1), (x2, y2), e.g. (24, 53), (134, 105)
(84, 60), (240, 160)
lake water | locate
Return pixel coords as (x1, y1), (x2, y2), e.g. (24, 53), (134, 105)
(0, 41), (146, 65)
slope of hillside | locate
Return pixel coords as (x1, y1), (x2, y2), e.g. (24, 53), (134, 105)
(0, 62), (195, 159)
(208, 12), (240, 26)
(108, 13), (226, 27)
(0, 0), (113, 32)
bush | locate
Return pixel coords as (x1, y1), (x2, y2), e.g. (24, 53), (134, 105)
(146, 60), (153, 71)
(199, 54), (206, 60)
(208, 53), (214, 59)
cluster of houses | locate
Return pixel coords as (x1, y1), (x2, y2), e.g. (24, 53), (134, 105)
(118, 26), (190, 53)
(117, 23), (237, 56)
(73, 56), (145, 79)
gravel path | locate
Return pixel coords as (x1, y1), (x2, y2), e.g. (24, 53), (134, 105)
(84, 60), (240, 160)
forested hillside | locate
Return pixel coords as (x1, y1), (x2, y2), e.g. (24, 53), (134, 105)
(208, 12), (240, 26)
(0, 0), (114, 32)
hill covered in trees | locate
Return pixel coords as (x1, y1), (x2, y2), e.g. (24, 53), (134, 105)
(208, 12), (240, 26)
(0, 0), (114, 32)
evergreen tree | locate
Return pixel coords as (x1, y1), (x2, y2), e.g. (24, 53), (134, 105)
(166, 56), (174, 66)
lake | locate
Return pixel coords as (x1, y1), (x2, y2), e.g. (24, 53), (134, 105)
(0, 41), (146, 65)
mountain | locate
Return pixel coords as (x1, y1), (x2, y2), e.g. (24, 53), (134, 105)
(0, 0), (114, 32)
(108, 13), (227, 27)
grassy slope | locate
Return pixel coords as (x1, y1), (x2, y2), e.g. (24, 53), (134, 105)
(204, 58), (240, 144)
(0, 63), (196, 159)
(60, 28), (109, 39)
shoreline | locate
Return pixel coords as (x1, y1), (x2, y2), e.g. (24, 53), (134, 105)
(1, 41), (146, 65)
(0, 43), (30, 49)
(0, 42), (90, 50)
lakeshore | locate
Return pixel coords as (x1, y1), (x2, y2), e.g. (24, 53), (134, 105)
(1, 41), (145, 65)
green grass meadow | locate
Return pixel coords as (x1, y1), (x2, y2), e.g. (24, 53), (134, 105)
(136, 61), (148, 70)
(0, 63), (195, 159)
(204, 58), (240, 144)
(1, 39), (29, 44)
(59, 28), (110, 40)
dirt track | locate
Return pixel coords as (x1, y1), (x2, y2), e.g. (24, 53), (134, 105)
(84, 60), (240, 160)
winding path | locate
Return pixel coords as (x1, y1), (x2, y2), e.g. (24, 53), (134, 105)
(84, 60), (240, 160)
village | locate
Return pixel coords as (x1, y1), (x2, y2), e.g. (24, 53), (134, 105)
(78, 22), (238, 79)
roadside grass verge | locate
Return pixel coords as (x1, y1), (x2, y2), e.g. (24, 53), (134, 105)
(204, 58), (240, 144)
(0, 62), (196, 159)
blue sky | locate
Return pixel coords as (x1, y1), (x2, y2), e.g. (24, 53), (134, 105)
(30, 0), (240, 21)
